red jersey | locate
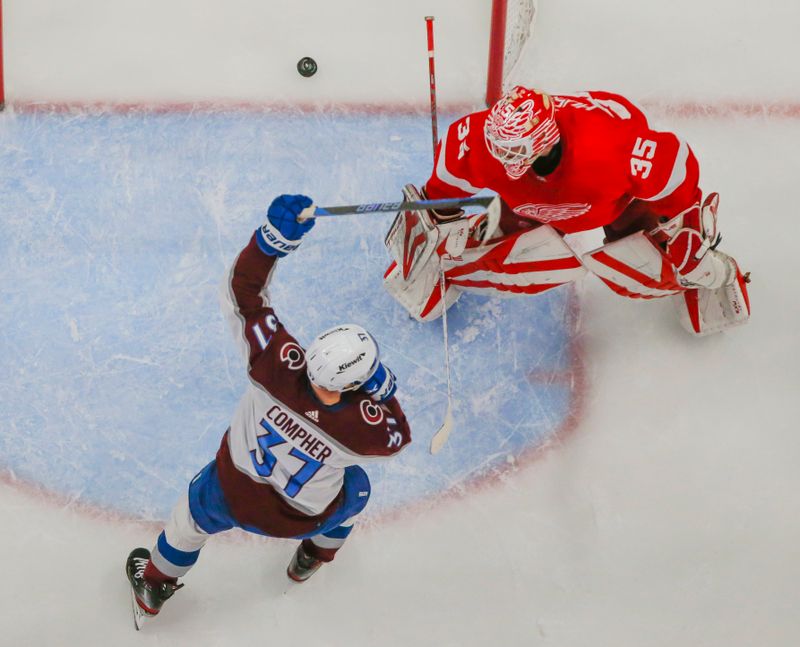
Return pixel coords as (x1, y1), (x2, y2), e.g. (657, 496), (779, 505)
(425, 91), (701, 237)
(216, 233), (412, 537)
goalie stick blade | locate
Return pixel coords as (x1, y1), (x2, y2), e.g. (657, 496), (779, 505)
(429, 404), (454, 454)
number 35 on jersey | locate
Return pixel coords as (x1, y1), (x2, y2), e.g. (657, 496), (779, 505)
(630, 137), (657, 179)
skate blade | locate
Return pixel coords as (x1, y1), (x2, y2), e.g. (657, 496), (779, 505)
(129, 587), (152, 631)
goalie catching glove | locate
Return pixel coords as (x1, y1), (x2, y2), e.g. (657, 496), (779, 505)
(583, 192), (750, 335)
(653, 192), (736, 290)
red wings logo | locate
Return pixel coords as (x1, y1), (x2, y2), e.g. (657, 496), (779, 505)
(513, 203), (591, 222)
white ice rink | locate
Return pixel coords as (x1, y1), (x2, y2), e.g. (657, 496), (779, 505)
(1, 2), (799, 646)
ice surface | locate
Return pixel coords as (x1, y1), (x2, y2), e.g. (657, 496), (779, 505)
(1, 1), (800, 645)
(0, 109), (578, 521)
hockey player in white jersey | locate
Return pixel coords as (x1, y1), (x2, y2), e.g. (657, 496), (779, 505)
(125, 194), (412, 628)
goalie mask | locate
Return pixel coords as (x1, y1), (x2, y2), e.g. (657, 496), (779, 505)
(484, 86), (560, 179)
(306, 324), (380, 392)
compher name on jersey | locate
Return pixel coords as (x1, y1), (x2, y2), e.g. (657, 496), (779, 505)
(265, 404), (333, 462)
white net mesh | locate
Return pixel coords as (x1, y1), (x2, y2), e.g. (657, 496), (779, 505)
(501, 0), (537, 92)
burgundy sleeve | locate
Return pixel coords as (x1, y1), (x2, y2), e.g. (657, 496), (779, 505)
(355, 395), (412, 458)
(227, 233), (284, 367)
(384, 396), (413, 453)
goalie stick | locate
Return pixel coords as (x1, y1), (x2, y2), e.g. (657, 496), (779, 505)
(425, 16), (438, 157)
(428, 224), (468, 454)
(421, 15), (458, 455)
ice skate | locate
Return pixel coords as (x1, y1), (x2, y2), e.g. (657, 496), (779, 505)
(125, 547), (183, 630)
(286, 543), (324, 582)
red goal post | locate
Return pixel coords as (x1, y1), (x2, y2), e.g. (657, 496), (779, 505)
(0, 0), (5, 109)
(486, 0), (538, 107)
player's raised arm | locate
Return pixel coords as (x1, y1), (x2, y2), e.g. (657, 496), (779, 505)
(220, 194), (314, 364)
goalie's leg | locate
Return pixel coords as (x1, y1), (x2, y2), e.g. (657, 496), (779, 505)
(674, 265), (751, 336)
(384, 225), (586, 321)
(583, 231), (751, 335)
(448, 225), (586, 297)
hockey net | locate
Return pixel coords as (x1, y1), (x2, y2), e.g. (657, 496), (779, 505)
(486, 0), (537, 106)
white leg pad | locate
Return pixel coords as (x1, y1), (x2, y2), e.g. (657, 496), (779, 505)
(448, 225), (586, 296)
(583, 232), (683, 299)
(675, 268), (751, 336)
(383, 258), (462, 322)
(384, 225), (584, 321)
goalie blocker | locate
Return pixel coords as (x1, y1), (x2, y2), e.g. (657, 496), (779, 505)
(383, 185), (586, 322)
(383, 187), (749, 335)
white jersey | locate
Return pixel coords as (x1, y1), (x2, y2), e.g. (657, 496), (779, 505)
(216, 232), (411, 523)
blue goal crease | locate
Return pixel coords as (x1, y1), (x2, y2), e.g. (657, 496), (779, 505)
(0, 110), (577, 519)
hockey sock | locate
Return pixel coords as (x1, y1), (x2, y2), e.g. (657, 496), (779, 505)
(302, 538), (338, 563)
(144, 560), (178, 586)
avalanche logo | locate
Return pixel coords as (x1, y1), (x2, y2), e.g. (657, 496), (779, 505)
(360, 399), (384, 426)
(279, 342), (306, 370)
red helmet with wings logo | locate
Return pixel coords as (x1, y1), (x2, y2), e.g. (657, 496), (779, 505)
(483, 86), (560, 178)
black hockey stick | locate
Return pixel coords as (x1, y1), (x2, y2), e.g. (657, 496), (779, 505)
(298, 195), (497, 222)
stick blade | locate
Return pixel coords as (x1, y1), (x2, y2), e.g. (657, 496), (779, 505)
(429, 404), (454, 454)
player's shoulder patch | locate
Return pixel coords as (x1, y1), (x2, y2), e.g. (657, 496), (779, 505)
(279, 340), (306, 371)
(359, 399), (384, 425)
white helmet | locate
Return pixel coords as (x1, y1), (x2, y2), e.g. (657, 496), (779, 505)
(305, 324), (380, 392)
(484, 86), (560, 179)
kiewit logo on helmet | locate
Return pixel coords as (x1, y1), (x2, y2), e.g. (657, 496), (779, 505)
(337, 352), (366, 374)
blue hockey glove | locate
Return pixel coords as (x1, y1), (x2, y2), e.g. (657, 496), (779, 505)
(361, 362), (397, 403)
(256, 194), (315, 257)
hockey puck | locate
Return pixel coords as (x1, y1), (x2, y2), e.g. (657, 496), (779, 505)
(297, 57), (318, 78)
